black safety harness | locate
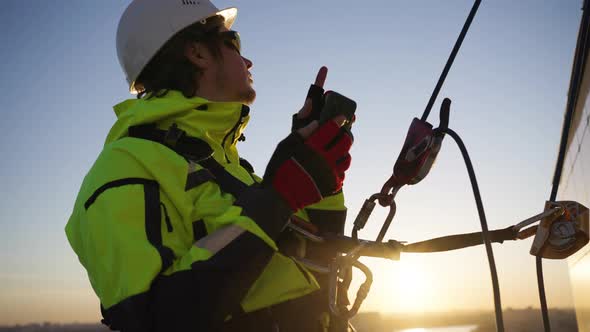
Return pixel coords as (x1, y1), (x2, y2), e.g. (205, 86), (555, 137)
(129, 123), (249, 196)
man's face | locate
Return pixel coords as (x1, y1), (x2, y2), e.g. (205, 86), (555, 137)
(211, 27), (256, 105)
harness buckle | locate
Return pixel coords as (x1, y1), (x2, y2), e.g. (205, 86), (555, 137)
(164, 123), (186, 148)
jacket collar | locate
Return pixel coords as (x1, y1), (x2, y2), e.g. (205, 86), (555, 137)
(106, 90), (250, 164)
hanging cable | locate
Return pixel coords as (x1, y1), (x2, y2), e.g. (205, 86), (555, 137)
(421, 0), (482, 121)
(442, 128), (504, 332)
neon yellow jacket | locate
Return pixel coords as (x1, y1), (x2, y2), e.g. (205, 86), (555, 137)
(65, 91), (346, 329)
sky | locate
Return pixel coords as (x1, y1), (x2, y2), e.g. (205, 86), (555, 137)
(0, 0), (584, 326)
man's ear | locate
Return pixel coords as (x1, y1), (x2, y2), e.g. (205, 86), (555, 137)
(185, 42), (212, 69)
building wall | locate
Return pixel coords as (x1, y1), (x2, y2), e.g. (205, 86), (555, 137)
(563, 91), (590, 331)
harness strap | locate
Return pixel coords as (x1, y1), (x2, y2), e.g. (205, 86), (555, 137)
(403, 226), (517, 253)
(128, 123), (213, 162)
(199, 157), (250, 198)
(128, 123), (252, 199)
(185, 169), (215, 191)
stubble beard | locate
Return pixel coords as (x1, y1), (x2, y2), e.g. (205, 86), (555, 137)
(216, 69), (256, 105)
(239, 87), (256, 105)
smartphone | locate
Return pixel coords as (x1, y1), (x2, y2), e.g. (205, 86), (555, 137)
(319, 91), (357, 127)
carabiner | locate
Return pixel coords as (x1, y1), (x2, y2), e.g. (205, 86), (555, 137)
(352, 193), (397, 242)
(376, 200), (397, 243)
(328, 243), (373, 319)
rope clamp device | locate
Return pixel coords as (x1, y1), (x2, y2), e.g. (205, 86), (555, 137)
(530, 201), (589, 259)
(379, 99), (451, 207)
(509, 201), (589, 259)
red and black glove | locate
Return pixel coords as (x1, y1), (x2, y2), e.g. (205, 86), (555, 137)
(263, 120), (353, 212)
(234, 67), (352, 243)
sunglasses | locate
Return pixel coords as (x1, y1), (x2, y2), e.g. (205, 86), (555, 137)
(218, 30), (241, 54)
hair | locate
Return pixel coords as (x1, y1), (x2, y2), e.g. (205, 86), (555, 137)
(135, 15), (226, 99)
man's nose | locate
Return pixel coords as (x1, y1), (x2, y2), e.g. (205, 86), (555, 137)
(242, 56), (253, 69)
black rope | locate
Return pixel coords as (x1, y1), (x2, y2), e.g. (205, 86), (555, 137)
(443, 128), (504, 332)
(421, 0), (482, 121)
(537, 256), (550, 331)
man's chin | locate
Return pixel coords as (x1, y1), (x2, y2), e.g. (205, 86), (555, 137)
(239, 88), (256, 105)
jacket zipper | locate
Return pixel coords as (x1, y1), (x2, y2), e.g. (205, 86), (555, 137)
(221, 106), (249, 163)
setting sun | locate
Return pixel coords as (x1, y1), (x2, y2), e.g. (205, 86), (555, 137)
(395, 259), (433, 312)
(349, 256), (438, 314)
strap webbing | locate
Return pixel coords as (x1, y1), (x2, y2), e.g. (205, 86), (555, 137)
(403, 226), (517, 253)
(128, 124), (250, 198)
(185, 169), (215, 191)
(199, 158), (249, 198)
(128, 124), (213, 162)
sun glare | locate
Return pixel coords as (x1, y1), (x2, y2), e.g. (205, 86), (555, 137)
(394, 259), (432, 312)
(361, 256), (436, 313)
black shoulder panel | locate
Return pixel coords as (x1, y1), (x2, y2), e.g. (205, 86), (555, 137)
(85, 178), (154, 210)
(144, 181), (175, 274)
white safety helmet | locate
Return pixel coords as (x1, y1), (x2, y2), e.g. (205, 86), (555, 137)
(116, 0), (237, 94)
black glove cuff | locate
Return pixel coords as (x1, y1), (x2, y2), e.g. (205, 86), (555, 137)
(234, 186), (294, 241)
(263, 132), (304, 185)
(263, 132), (337, 197)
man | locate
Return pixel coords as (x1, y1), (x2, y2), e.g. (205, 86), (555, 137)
(65, 1), (354, 331)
